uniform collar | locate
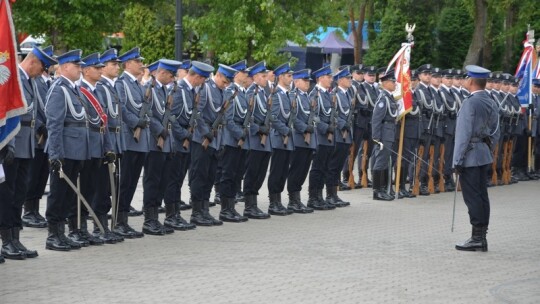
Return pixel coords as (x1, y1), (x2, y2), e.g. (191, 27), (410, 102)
(315, 84), (328, 92)
(123, 71), (138, 82)
(82, 78), (96, 91)
(102, 75), (115, 87)
(18, 65), (30, 80)
(277, 84), (289, 92)
(61, 75), (77, 89)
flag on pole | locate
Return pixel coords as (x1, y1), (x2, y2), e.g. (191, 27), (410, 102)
(386, 42), (413, 117)
(0, 0), (26, 150)
(515, 35), (537, 108)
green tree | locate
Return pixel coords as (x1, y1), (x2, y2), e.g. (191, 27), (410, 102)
(435, 6), (473, 68)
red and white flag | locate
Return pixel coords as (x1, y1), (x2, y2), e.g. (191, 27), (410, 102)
(386, 42), (413, 117)
(0, 0), (27, 149)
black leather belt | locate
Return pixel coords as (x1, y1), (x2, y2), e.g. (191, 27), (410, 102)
(20, 120), (35, 127)
(109, 126), (121, 133)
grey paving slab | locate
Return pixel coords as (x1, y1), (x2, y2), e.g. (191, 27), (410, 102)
(1, 177), (539, 304)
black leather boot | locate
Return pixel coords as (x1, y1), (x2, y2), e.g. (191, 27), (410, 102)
(164, 203), (194, 231)
(22, 199), (47, 228)
(219, 197), (245, 223)
(307, 188), (333, 210)
(11, 227), (38, 258)
(235, 192), (245, 203)
(67, 218), (90, 247)
(58, 222), (82, 249)
(444, 175), (455, 192)
(339, 178), (351, 191)
(243, 194), (270, 219)
(455, 226), (488, 252)
(202, 200), (223, 225)
(0, 254), (4, 263)
(398, 167), (414, 198)
(178, 199), (192, 210)
(268, 193), (289, 216)
(287, 192), (314, 213)
(174, 202), (196, 230)
(190, 200), (213, 226)
(45, 223), (71, 251)
(128, 206), (143, 216)
(372, 170), (394, 201)
(79, 219), (104, 246)
(113, 212), (144, 238)
(157, 205), (166, 213)
(329, 186), (350, 207)
(1, 229), (26, 260)
(213, 185), (221, 205)
(419, 175), (430, 196)
(93, 214), (118, 244)
(143, 207), (166, 236)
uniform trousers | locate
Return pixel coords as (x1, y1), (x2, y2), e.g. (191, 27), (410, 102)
(91, 157), (119, 216)
(190, 142), (218, 202)
(0, 158), (31, 229)
(267, 149), (291, 194)
(25, 148), (49, 201)
(371, 141), (393, 171)
(163, 152), (190, 205)
(74, 157), (107, 219)
(118, 150), (146, 212)
(421, 135), (441, 180)
(328, 142), (350, 187)
(309, 145), (333, 190)
(460, 165), (490, 226)
(403, 136), (419, 181)
(243, 150), (271, 195)
(342, 126), (368, 179)
(46, 159), (84, 225)
(235, 149), (248, 194)
(219, 145), (245, 199)
(143, 151), (167, 208)
(512, 134), (528, 168)
(287, 147), (314, 193)
(443, 134), (455, 177)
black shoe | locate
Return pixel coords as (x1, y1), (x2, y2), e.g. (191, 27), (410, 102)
(338, 181), (351, 191)
(157, 206), (166, 213)
(326, 187), (350, 208)
(1, 229), (27, 260)
(113, 212), (144, 238)
(142, 207), (166, 236)
(354, 182), (363, 189)
(93, 215), (118, 244)
(190, 211), (213, 226)
(67, 218), (90, 247)
(243, 195), (271, 219)
(128, 206), (143, 217)
(79, 221), (104, 246)
(419, 184), (430, 196)
(268, 193), (289, 216)
(287, 192), (314, 214)
(164, 203), (196, 231)
(213, 192), (221, 205)
(45, 223), (71, 251)
(178, 200), (192, 210)
(58, 222), (82, 250)
(235, 192), (245, 203)
(307, 188), (335, 210)
(445, 181), (455, 192)
(456, 226), (488, 252)
(22, 199), (47, 228)
(373, 190), (394, 201)
(202, 200), (223, 225)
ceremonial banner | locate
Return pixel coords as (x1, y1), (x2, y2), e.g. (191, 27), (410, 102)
(386, 41), (413, 117)
(0, 0), (26, 149)
(515, 34), (536, 108)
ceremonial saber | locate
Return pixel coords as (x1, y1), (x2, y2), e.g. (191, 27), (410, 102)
(451, 173), (460, 232)
(77, 176), (81, 230)
(108, 163), (117, 230)
(59, 168), (105, 234)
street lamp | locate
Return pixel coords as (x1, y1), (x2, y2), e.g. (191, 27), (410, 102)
(175, 0), (183, 61)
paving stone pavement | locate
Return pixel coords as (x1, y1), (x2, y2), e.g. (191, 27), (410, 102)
(1, 177), (539, 304)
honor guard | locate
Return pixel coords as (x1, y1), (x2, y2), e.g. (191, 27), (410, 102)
(44, 50), (90, 251)
(189, 64), (237, 226)
(342, 64), (365, 189)
(326, 68), (354, 206)
(427, 67), (445, 193)
(0, 46), (55, 259)
(509, 77), (531, 181)
(164, 61), (213, 230)
(370, 69), (398, 201)
(242, 61), (272, 219)
(22, 45), (55, 229)
(218, 59), (250, 222)
(176, 59), (191, 81)
(307, 65), (338, 211)
(453, 65), (499, 252)
(114, 47), (147, 238)
(93, 48), (125, 243)
(532, 79), (540, 177)
(71, 52), (113, 246)
(285, 69), (316, 214)
(440, 69), (458, 192)
(141, 59), (182, 235)
(266, 62), (295, 216)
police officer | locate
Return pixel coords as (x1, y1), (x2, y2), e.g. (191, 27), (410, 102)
(0, 47), (55, 259)
(286, 69), (315, 213)
(219, 60), (250, 222)
(45, 50), (90, 251)
(22, 45), (55, 229)
(190, 64), (237, 226)
(164, 61), (212, 230)
(307, 65), (337, 211)
(440, 69), (458, 192)
(243, 61), (272, 219)
(267, 62), (295, 216)
(532, 79), (540, 177)
(453, 65), (499, 252)
(94, 48), (126, 243)
(114, 47), (146, 238)
(508, 77), (529, 181)
(371, 69), (398, 201)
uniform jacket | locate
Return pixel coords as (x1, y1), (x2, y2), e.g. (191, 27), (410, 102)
(34, 74), (50, 150)
(11, 68), (37, 159)
(222, 83), (249, 150)
(145, 80), (173, 153)
(45, 76), (90, 161)
(245, 83), (272, 152)
(440, 84), (457, 136)
(291, 88), (317, 150)
(170, 78), (195, 154)
(80, 80), (112, 158)
(192, 78), (224, 150)
(96, 76), (126, 154)
(270, 85), (294, 151)
(355, 81), (378, 130)
(310, 85), (335, 147)
(508, 94), (527, 135)
(115, 72), (151, 152)
(429, 86), (445, 138)
(371, 89), (398, 144)
(334, 87), (353, 144)
(453, 90), (500, 167)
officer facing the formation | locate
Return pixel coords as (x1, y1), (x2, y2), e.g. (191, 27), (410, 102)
(0, 46), (56, 260)
(45, 50), (90, 251)
(165, 61), (213, 230)
(453, 65), (499, 252)
(371, 69), (398, 201)
(22, 45), (55, 229)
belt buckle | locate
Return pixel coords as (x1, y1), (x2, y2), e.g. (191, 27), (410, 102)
(115, 126), (121, 133)
(30, 120), (35, 128)
(100, 126), (105, 134)
(167, 123), (172, 131)
(85, 121), (89, 128)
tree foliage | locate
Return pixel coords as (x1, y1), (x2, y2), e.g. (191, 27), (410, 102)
(435, 6), (473, 68)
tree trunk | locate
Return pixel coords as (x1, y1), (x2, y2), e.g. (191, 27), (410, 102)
(502, 6), (517, 72)
(463, 0), (488, 67)
(349, 1), (367, 64)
